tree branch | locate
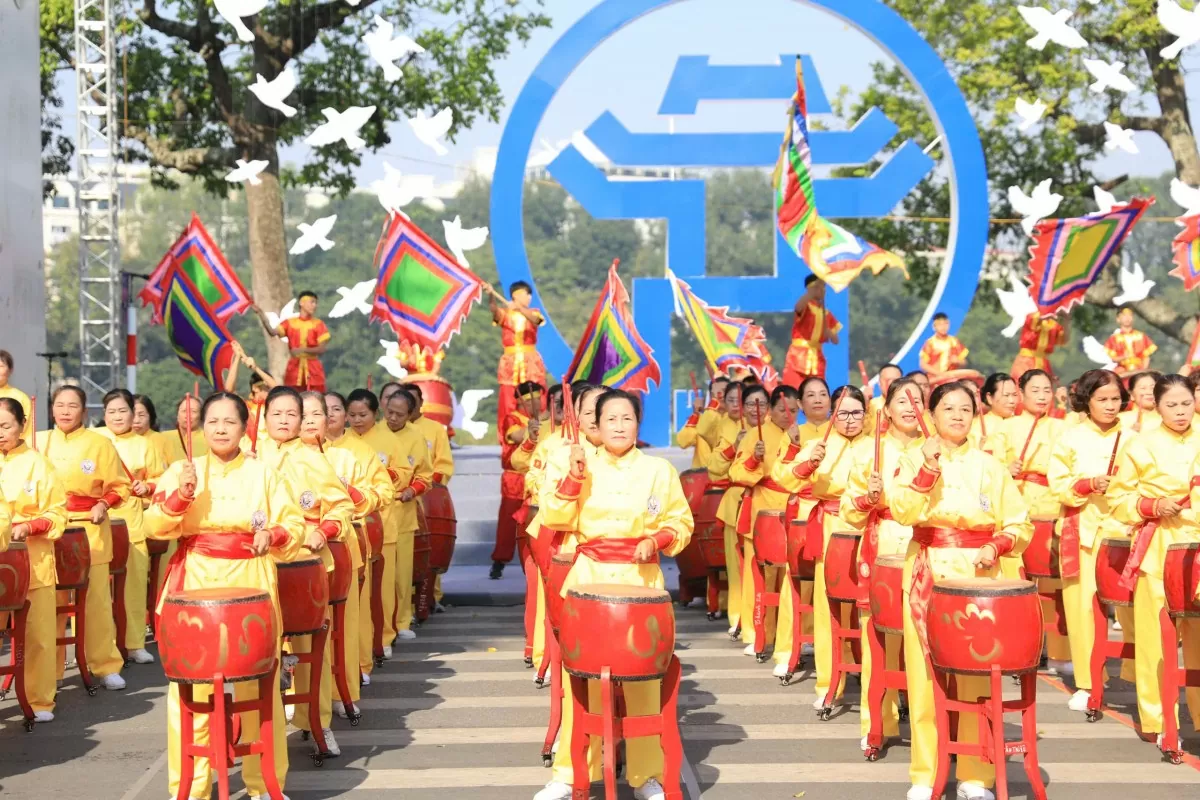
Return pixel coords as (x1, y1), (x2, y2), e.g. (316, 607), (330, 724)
(1076, 116), (1165, 147)
(125, 124), (238, 173)
(1086, 260), (1194, 344)
(138, 0), (200, 47)
(285, 0), (385, 59)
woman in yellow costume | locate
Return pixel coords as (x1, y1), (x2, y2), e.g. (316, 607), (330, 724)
(1047, 368), (1136, 714)
(0, 397), (66, 722)
(39, 385), (130, 691)
(1119, 371), (1162, 434)
(840, 376), (926, 750)
(98, 388), (167, 666)
(890, 381), (1032, 800)
(706, 380), (746, 638)
(532, 388), (693, 800)
(797, 376), (832, 441)
(159, 395), (210, 465)
(145, 391), (305, 800)
(257, 386), (354, 759)
(1109, 373), (1200, 750)
(974, 373), (1019, 454)
(675, 375), (729, 469)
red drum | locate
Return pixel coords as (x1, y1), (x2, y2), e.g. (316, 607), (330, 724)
(674, 540), (707, 585)
(927, 578), (1042, 675)
(753, 511), (788, 566)
(869, 554), (906, 635)
(352, 522), (368, 568)
(109, 519), (130, 575)
(823, 532), (864, 603)
(546, 553), (574, 631)
(1164, 542), (1200, 618)
(1022, 520), (1059, 578)
(787, 518), (816, 580)
(412, 529), (432, 585)
(930, 368), (984, 390)
(364, 511), (384, 563)
(1095, 537), (1134, 607)
(277, 558), (328, 636)
(407, 374), (454, 432)
(159, 588), (278, 683)
(423, 484), (457, 574)
(698, 486), (723, 528)
(0, 542), (31, 612)
(560, 583), (675, 681)
(680, 469), (709, 512)
(54, 527), (92, 589)
(326, 540), (352, 605)
(694, 524), (726, 570)
(146, 538), (170, 557)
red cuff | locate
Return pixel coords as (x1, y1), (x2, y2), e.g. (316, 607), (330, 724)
(1138, 497), (1159, 519)
(556, 474), (583, 500)
(853, 495), (875, 512)
(431, 472), (444, 485)
(706, 400), (720, 411)
(650, 530), (675, 552)
(792, 461), (817, 479)
(268, 525), (291, 549)
(163, 490), (192, 516)
(386, 467), (399, 482)
(26, 518), (53, 536)
(783, 443), (801, 462)
(520, 438), (537, 453)
(318, 520), (341, 541)
(685, 413), (700, 427)
(1072, 478), (1095, 497)
(988, 535), (1015, 558)
(102, 491), (123, 510)
(744, 456), (761, 471)
(910, 465), (941, 493)
(347, 485), (365, 505)
(409, 479), (428, 497)
(721, 443), (737, 460)
(145, 483), (157, 496)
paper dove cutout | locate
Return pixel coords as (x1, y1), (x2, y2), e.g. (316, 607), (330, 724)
(1103, 121), (1138, 154)
(290, 215), (338, 255)
(1093, 186), (1119, 215)
(225, 159), (269, 186)
(371, 162), (421, 219)
(364, 15), (425, 82)
(1082, 335), (1117, 370)
(328, 280), (377, 318)
(1017, 6), (1088, 50)
(1084, 59), (1135, 94)
(442, 216), (489, 268)
(453, 389), (494, 441)
(249, 70), (298, 118)
(264, 299), (299, 332)
(306, 106), (377, 150)
(1171, 178), (1200, 217)
(408, 108), (453, 156)
(1008, 179), (1063, 236)
(377, 340), (410, 380)
(995, 272), (1038, 338)
(213, 0), (269, 43)
(1159, 0), (1200, 59)
(1113, 262), (1155, 305)
(1015, 98), (1047, 131)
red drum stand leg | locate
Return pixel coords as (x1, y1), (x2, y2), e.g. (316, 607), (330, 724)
(112, 568), (128, 663)
(751, 560), (782, 663)
(57, 582), (96, 695)
(705, 569), (726, 620)
(541, 632), (562, 766)
(415, 575), (434, 626)
(370, 559), (385, 667)
(781, 575), (815, 686)
(1159, 607), (1184, 764)
(820, 599), (862, 719)
(1087, 595), (1134, 723)
(864, 615), (906, 759)
(288, 625), (333, 766)
(146, 551), (163, 641)
(330, 600), (361, 725)
(0, 602), (35, 730)
(521, 540), (537, 666)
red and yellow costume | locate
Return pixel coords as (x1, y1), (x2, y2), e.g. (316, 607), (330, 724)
(385, 422), (432, 639)
(493, 405), (533, 565)
(675, 401), (722, 469)
(1010, 314), (1065, 381)
(494, 307), (546, 430)
(919, 333), (968, 376)
(278, 316), (332, 392)
(1104, 328), (1156, 374)
(707, 416), (746, 630)
(783, 302), (841, 385)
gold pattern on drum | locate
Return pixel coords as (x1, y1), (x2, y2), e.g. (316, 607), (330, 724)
(943, 602), (1002, 663)
(0, 564), (18, 602)
(626, 617), (672, 674)
(240, 614), (275, 674)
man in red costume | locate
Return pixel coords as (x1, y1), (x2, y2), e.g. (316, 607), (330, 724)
(1010, 312), (1066, 382)
(490, 281), (546, 430)
(491, 381), (542, 580)
(254, 291), (331, 391)
(1105, 307), (1156, 376)
(782, 275), (841, 386)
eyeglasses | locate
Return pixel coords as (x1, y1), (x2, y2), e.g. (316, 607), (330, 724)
(835, 410), (866, 421)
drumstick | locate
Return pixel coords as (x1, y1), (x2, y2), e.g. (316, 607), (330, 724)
(756, 399), (764, 442)
(193, 381), (200, 400)
(366, 374), (373, 392)
(873, 410), (882, 472)
(905, 389), (931, 438)
(184, 393), (193, 464)
(118, 457), (134, 482)
(1107, 432), (1122, 476)
(250, 400), (263, 455)
(822, 388), (846, 443)
(690, 371), (699, 402)
(1017, 413), (1040, 467)
(561, 379), (577, 444)
(858, 360), (871, 388)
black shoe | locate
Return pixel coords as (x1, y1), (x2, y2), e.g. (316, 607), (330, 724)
(489, 561), (504, 580)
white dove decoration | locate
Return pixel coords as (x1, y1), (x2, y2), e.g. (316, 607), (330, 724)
(290, 215), (338, 255)
(213, 0), (269, 43)
(1113, 262), (1155, 305)
(371, 162), (419, 219)
(1015, 97), (1047, 131)
(1084, 59), (1136, 94)
(453, 389), (494, 441)
(264, 299), (299, 331)
(442, 216), (489, 268)
(1017, 6), (1088, 50)
(364, 15), (425, 82)
(1082, 335), (1117, 370)
(1171, 178), (1200, 217)
(225, 159), (269, 186)
(249, 70), (298, 118)
(408, 108), (453, 156)
(306, 106), (377, 150)
(1008, 179), (1063, 236)
(1093, 186), (1119, 215)
(377, 340), (410, 380)
(329, 280), (377, 318)
(1159, 0), (1200, 59)
(1103, 121), (1138, 154)
(995, 272), (1038, 338)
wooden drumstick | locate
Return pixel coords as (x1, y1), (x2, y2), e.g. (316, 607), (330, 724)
(873, 410), (882, 472)
(1017, 414), (1040, 467)
(823, 388), (846, 444)
(905, 389), (930, 438)
(1107, 432), (1122, 476)
(184, 394), (193, 464)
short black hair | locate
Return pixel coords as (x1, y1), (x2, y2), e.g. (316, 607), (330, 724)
(405, 383), (424, 401)
(929, 381), (976, 414)
(299, 390), (328, 416)
(831, 385), (866, 409)
(1072, 369), (1128, 413)
(201, 391), (249, 426)
(133, 394), (159, 430)
(102, 389), (135, 412)
(879, 363), (903, 376)
(884, 376), (923, 405)
(804, 275), (821, 288)
(594, 389), (642, 423)
(509, 281), (532, 297)
(298, 291), (318, 301)
(710, 376), (730, 391)
(770, 384), (799, 407)
(933, 312), (949, 322)
(265, 385), (303, 414)
(798, 376), (829, 397)
(1128, 371), (1162, 394)
(324, 391), (348, 410)
(981, 372), (1015, 406)
(905, 369), (928, 379)
(379, 381), (403, 401)
(1154, 373), (1192, 404)
(0, 350), (12, 371)
(1018, 368), (1052, 391)
(52, 385), (87, 406)
(742, 384), (769, 408)
(387, 387), (416, 413)
(346, 388), (379, 413)
(0, 397), (26, 429)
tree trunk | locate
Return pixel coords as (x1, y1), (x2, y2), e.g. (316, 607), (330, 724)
(245, 167), (293, 378)
(1146, 42), (1200, 185)
(1086, 262), (1196, 349)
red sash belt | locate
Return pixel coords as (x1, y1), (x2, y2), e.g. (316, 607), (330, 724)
(857, 507), (896, 595)
(909, 526), (996, 655)
(161, 532), (259, 603)
(576, 538), (659, 564)
(759, 478), (791, 495)
(708, 479), (730, 491)
(1119, 485), (1198, 590)
(65, 493), (100, 513)
(735, 488), (755, 536)
(802, 499), (842, 562)
(1016, 472), (1049, 487)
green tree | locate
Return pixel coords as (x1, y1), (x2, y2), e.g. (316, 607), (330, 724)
(39, 0), (75, 196)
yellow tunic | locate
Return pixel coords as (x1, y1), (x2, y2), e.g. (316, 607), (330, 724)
(840, 430), (923, 555)
(258, 438), (355, 562)
(970, 411), (1009, 454)
(97, 428), (167, 543)
(327, 433), (393, 518)
(1048, 419), (1126, 551)
(677, 407), (722, 469)
(351, 423), (406, 542)
(413, 415), (454, 484)
(388, 424), (434, 535)
(36, 426), (132, 564)
(1118, 408), (1161, 435)
(708, 416), (747, 527)
(0, 385), (33, 438)
(997, 413), (1064, 520)
(155, 429), (209, 466)
(0, 443), (66, 589)
(729, 422), (789, 514)
(797, 419), (830, 444)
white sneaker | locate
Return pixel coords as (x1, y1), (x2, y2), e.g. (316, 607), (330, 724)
(434, 602), (446, 613)
(33, 711), (54, 723)
(361, 673), (371, 686)
(285, 704), (295, 723)
(812, 694), (825, 710)
(728, 625), (738, 636)
(319, 727), (341, 756)
(801, 643), (814, 656)
(249, 794), (289, 800)
(532, 781), (572, 800)
(907, 787), (933, 800)
(633, 777), (666, 800)
(333, 701), (354, 719)
(1047, 658), (1073, 676)
(956, 783), (995, 800)
(860, 735), (869, 751)
(382, 646), (393, 659)
(1068, 689), (1091, 712)
(743, 643), (756, 656)
(772, 662), (789, 678)
(395, 629), (417, 641)
(101, 673), (127, 691)
(1112, 619), (1122, 631)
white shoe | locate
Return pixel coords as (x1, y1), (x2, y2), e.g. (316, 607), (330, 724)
(1047, 658), (1073, 676)
(285, 704), (295, 723)
(907, 787), (934, 800)
(801, 643), (814, 656)
(633, 778), (666, 800)
(382, 646), (393, 659)
(772, 662), (789, 678)
(728, 625), (738, 636)
(33, 711), (54, 723)
(101, 673), (126, 691)
(319, 727), (341, 756)
(812, 694), (825, 710)
(434, 602), (446, 613)
(1068, 689), (1091, 712)
(333, 701), (353, 719)
(249, 795), (289, 800)
(361, 673), (371, 686)
(743, 643), (756, 656)
(395, 629), (416, 640)
(956, 783), (995, 800)
(532, 781), (572, 800)
(127, 648), (156, 665)
(1112, 619), (1122, 631)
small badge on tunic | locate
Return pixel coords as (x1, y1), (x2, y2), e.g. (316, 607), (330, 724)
(299, 490), (316, 511)
(23, 480), (34, 495)
(80, 459), (96, 475)
(647, 496), (661, 516)
(339, 476), (349, 487)
(251, 510), (267, 531)
(407, 455), (415, 466)
(979, 494), (991, 513)
(379, 454), (389, 465)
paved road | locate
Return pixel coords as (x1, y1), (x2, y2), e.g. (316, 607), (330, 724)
(2, 598), (1199, 799)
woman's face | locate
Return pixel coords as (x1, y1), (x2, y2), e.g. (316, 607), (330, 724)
(911, 373), (932, 403)
(723, 389), (742, 420)
(267, 397), (302, 442)
(801, 383), (830, 422)
(598, 398), (639, 455)
(742, 393), (769, 427)
(301, 396), (327, 445)
(325, 395), (346, 438)
(132, 402), (152, 435)
(385, 396), (410, 431)
(52, 391), (84, 432)
(712, 381), (729, 405)
(1087, 381), (1124, 427)
(990, 379), (1020, 418)
(1021, 375), (1054, 415)
(1132, 377), (1157, 411)
(0, 407), (23, 452)
(770, 395), (799, 430)
(1159, 385), (1195, 434)
(203, 398), (246, 458)
(177, 397), (200, 434)
(885, 389), (923, 436)
(932, 388), (975, 443)
(347, 400), (375, 435)
(104, 398), (134, 435)
(578, 390), (603, 446)
(832, 395), (865, 439)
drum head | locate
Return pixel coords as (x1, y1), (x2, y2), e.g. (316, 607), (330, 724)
(874, 554), (904, 569)
(567, 583), (670, 603)
(170, 587), (267, 604)
(278, 557), (323, 569)
(935, 578), (1033, 596)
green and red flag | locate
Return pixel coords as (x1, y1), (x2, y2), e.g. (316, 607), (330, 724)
(161, 268), (237, 390)
(1170, 214), (1200, 292)
(140, 214), (252, 324)
(667, 270), (777, 386)
(567, 260), (661, 393)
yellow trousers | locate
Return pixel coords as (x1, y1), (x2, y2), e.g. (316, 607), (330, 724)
(1062, 543), (1135, 690)
(123, 541), (150, 651)
(394, 535), (415, 634)
(1132, 574), (1200, 734)
(772, 575), (814, 667)
(722, 524), (742, 630)
(167, 674), (288, 799)
(1037, 577), (1071, 662)
(340, 585), (361, 703)
(289, 630), (334, 731)
(0, 585), (57, 712)
(380, 541), (398, 645)
(532, 569), (548, 667)
(860, 611), (902, 738)
(551, 669), (664, 789)
(359, 562), (375, 674)
(811, 557), (853, 699)
(740, 539), (777, 646)
(903, 591), (992, 789)
(435, 574), (444, 603)
(56, 562), (123, 679)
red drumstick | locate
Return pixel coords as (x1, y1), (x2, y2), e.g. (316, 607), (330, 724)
(1107, 431), (1122, 476)
(873, 410), (882, 472)
(193, 381), (200, 399)
(1017, 413), (1040, 466)
(367, 374), (374, 392)
(184, 394), (194, 463)
(859, 360), (871, 387)
(904, 389), (931, 438)
(561, 379), (577, 444)
(823, 388), (847, 443)
(29, 395), (36, 445)
(250, 400), (263, 454)
(756, 399), (764, 441)
(690, 371), (699, 398)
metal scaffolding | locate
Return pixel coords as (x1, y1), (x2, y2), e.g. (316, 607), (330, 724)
(74, 0), (121, 412)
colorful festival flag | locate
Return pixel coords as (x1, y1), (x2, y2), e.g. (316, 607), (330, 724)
(140, 214), (253, 324)
(369, 214), (484, 352)
(795, 217), (908, 292)
(667, 270), (776, 383)
(1027, 197), (1153, 316)
(1170, 215), (1200, 292)
(567, 261), (661, 393)
(162, 269), (236, 389)
(1186, 315), (1200, 370)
